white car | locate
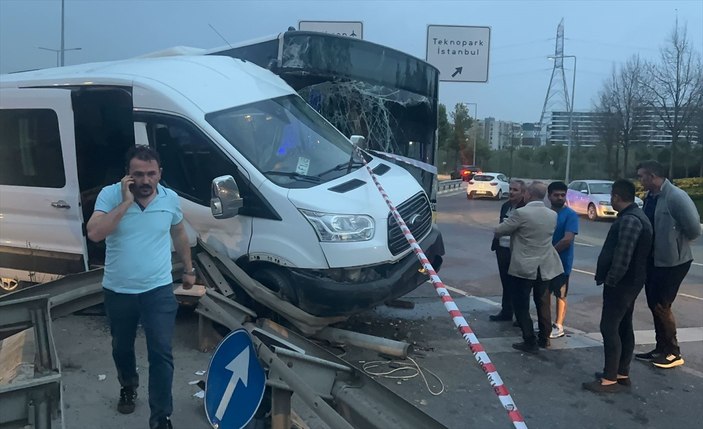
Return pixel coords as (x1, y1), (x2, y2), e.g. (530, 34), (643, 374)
(466, 172), (510, 200)
(566, 180), (644, 220)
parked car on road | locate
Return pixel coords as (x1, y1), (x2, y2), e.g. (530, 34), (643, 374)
(466, 172), (510, 200)
(566, 180), (643, 220)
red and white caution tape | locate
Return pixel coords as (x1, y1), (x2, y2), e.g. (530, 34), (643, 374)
(360, 150), (527, 429)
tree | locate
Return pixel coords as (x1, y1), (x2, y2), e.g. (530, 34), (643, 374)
(450, 103), (472, 166)
(596, 55), (648, 178)
(593, 91), (620, 178)
(437, 103), (453, 172)
(641, 21), (703, 178)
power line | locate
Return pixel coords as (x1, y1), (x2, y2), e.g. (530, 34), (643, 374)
(566, 37), (659, 52)
(491, 68), (552, 78)
(492, 38), (554, 50)
(491, 56), (548, 65)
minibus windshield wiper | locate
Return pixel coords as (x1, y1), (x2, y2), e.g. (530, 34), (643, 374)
(264, 171), (321, 183)
(316, 160), (366, 178)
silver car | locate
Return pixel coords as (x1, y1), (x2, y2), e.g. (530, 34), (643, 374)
(566, 180), (643, 220)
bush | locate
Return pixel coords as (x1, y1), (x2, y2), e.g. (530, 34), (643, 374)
(635, 177), (702, 198)
(674, 177), (703, 198)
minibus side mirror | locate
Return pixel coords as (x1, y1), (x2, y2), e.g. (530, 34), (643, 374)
(350, 135), (367, 150)
(211, 175), (243, 219)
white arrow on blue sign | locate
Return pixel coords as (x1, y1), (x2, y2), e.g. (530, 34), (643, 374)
(205, 329), (266, 429)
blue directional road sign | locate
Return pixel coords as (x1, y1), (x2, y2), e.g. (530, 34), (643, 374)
(205, 329), (266, 429)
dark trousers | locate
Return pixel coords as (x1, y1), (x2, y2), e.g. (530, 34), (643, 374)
(600, 285), (642, 380)
(645, 261), (692, 355)
(103, 284), (178, 429)
(512, 271), (551, 344)
(495, 247), (514, 317)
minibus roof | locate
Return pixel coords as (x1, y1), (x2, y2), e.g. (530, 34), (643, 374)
(0, 55), (295, 113)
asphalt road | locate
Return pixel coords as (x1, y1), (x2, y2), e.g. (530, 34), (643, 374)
(48, 185), (703, 429)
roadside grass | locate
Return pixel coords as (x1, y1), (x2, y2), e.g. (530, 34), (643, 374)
(694, 197), (703, 223)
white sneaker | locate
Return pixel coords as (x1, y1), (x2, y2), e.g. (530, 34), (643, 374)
(550, 324), (565, 339)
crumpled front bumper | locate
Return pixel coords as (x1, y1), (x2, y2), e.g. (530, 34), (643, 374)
(289, 225), (445, 317)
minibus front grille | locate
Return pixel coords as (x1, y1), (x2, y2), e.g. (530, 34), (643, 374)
(387, 192), (432, 256)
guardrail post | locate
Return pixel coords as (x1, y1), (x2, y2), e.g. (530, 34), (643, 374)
(270, 384), (293, 429)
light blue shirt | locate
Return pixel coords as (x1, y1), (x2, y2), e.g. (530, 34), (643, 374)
(94, 183), (183, 294)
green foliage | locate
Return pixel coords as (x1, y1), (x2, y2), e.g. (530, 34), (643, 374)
(437, 103), (453, 153)
(674, 177), (703, 198)
(482, 144), (702, 183)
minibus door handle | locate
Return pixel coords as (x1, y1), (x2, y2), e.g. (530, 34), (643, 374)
(51, 200), (71, 209)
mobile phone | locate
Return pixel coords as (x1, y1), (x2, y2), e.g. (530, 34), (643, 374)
(129, 183), (136, 193)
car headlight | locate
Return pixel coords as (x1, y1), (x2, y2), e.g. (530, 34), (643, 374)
(300, 209), (375, 242)
(599, 201), (611, 206)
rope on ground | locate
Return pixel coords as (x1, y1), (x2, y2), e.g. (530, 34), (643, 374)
(361, 356), (445, 396)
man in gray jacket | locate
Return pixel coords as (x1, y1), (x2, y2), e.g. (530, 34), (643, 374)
(635, 161), (701, 369)
(495, 181), (563, 353)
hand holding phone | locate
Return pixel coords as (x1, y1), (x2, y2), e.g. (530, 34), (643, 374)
(121, 175), (136, 204)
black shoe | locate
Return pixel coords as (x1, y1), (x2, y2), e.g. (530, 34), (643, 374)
(582, 379), (623, 393)
(652, 353), (684, 369)
(512, 341), (538, 354)
(117, 386), (137, 414)
(154, 417), (173, 429)
(538, 338), (550, 349)
(489, 313), (512, 322)
(594, 372), (631, 386)
(634, 349), (662, 361)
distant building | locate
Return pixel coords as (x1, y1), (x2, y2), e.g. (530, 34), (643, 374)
(546, 108), (700, 147)
(520, 122), (541, 147)
(480, 117), (519, 150)
(547, 111), (605, 146)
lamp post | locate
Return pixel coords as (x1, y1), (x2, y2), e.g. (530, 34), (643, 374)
(38, 0), (81, 67)
(38, 46), (81, 67)
(548, 55), (576, 183)
(463, 102), (479, 165)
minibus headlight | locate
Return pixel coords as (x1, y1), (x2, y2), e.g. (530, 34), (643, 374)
(300, 210), (375, 242)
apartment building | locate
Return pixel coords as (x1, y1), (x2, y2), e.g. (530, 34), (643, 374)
(547, 108), (700, 147)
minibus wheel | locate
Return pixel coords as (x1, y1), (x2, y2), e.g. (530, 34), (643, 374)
(251, 267), (298, 305)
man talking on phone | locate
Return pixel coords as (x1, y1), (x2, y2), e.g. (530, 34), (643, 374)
(87, 146), (194, 429)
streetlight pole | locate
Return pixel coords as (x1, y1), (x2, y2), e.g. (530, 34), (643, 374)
(463, 102), (479, 165)
(548, 55), (577, 183)
(38, 46), (81, 67)
(38, 0), (81, 67)
(60, 0), (65, 66)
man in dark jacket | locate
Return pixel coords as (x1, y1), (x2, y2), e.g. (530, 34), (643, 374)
(489, 179), (525, 322)
(635, 161), (701, 369)
(583, 179), (652, 393)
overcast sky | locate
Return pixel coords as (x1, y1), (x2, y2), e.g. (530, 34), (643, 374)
(1, 0), (701, 123)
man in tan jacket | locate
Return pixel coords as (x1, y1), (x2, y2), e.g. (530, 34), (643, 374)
(495, 181), (563, 353)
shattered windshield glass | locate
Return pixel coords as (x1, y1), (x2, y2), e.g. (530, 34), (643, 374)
(206, 95), (363, 188)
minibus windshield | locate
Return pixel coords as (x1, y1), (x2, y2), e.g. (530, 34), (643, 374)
(206, 95), (364, 188)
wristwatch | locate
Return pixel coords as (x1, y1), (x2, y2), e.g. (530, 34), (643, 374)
(183, 268), (196, 276)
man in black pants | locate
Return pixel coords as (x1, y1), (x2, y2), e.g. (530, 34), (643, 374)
(584, 180), (652, 393)
(635, 161), (701, 369)
(495, 182), (563, 353)
(489, 179), (525, 322)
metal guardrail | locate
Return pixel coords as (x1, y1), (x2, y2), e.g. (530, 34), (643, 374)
(437, 179), (463, 193)
(195, 243), (448, 429)
(0, 296), (62, 429)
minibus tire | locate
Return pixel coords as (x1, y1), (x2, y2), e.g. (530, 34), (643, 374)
(251, 267), (299, 305)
